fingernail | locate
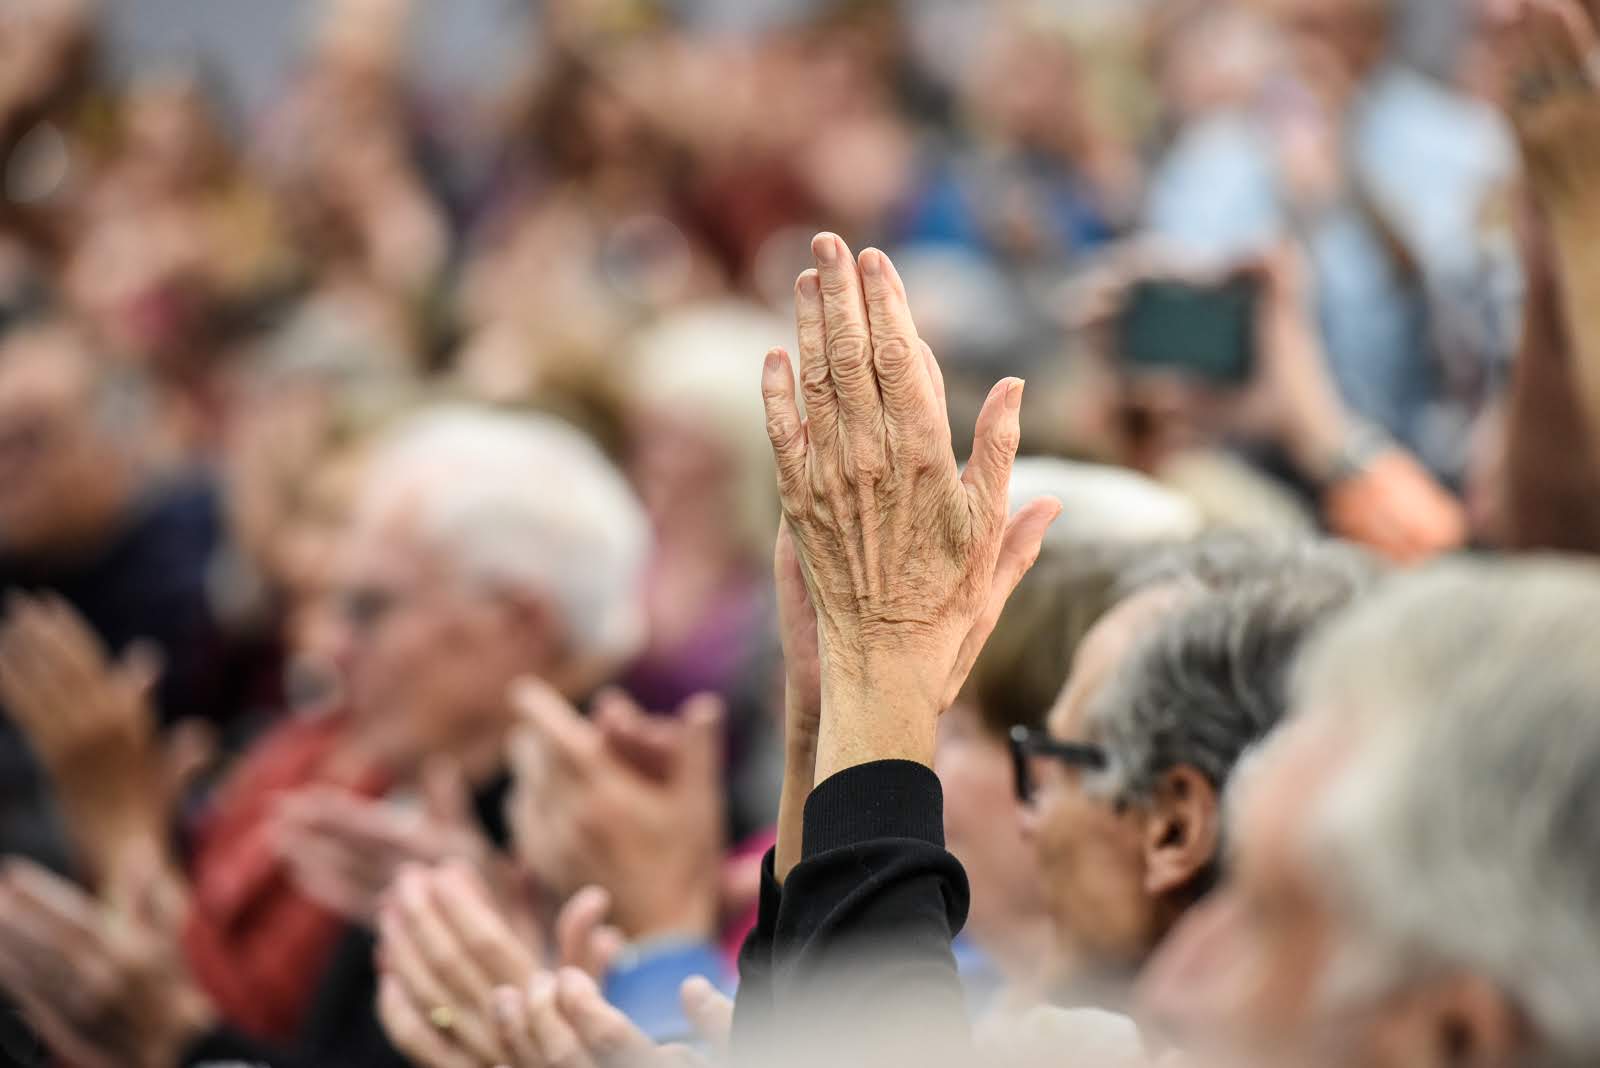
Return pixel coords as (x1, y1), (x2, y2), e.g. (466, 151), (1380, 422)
(764, 348), (783, 374)
(860, 248), (884, 278)
(1007, 379), (1025, 412)
(528, 973), (555, 1000)
(813, 233), (840, 265)
(797, 270), (820, 299)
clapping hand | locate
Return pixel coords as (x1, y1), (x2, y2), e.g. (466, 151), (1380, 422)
(0, 857), (214, 1068)
(375, 863), (626, 1068)
(0, 594), (176, 889)
(272, 758), (498, 925)
(760, 234), (1059, 780)
(507, 681), (725, 943)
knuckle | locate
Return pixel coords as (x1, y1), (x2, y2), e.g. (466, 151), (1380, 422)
(873, 339), (917, 377)
(827, 327), (872, 366)
(798, 360), (833, 398)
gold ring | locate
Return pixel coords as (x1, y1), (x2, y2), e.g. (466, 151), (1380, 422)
(429, 1005), (456, 1032)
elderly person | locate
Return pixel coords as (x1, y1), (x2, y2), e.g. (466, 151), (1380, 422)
(938, 460), (1204, 1010)
(1139, 558), (1600, 1068)
(1014, 536), (1374, 1013)
(0, 404), (651, 1068)
(733, 235), (1382, 1068)
(724, 231), (1056, 1063)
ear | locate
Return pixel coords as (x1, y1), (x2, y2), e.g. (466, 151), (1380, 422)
(1141, 765), (1220, 899)
(1373, 975), (1527, 1068)
(493, 590), (562, 676)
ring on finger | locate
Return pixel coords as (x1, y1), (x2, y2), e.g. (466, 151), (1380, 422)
(429, 1004), (457, 1033)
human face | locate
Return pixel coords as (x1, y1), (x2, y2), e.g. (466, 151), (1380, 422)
(1136, 712), (1499, 1068)
(1136, 713), (1354, 1067)
(0, 335), (128, 557)
(936, 701), (1048, 963)
(324, 492), (544, 779)
(1019, 591), (1171, 981)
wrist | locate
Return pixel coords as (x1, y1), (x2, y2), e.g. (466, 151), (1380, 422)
(621, 890), (719, 945)
(148, 984), (216, 1068)
(814, 663), (941, 784)
(1301, 419), (1391, 490)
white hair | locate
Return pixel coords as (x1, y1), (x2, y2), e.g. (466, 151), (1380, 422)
(1292, 559), (1600, 1066)
(628, 301), (788, 563)
(1006, 458), (1205, 544)
(360, 405), (651, 666)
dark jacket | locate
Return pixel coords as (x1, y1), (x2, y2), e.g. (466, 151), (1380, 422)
(732, 759), (974, 1064)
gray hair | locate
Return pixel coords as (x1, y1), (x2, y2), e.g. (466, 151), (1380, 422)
(1294, 559), (1600, 1066)
(1115, 531), (1381, 603)
(360, 404), (652, 666)
(1088, 559), (1371, 805)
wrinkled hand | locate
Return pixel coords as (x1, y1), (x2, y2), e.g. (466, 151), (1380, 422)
(272, 758), (494, 924)
(0, 858), (214, 1068)
(0, 594), (168, 885)
(1503, 0), (1600, 212)
(489, 968), (712, 1068)
(377, 864), (623, 1068)
(761, 234), (1059, 778)
(508, 681), (725, 941)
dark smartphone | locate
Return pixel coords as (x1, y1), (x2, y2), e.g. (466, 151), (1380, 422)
(1116, 276), (1260, 386)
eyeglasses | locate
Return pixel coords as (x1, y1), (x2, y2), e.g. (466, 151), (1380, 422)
(1008, 725), (1109, 805)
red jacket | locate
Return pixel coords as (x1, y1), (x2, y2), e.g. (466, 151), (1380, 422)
(181, 711), (389, 1042)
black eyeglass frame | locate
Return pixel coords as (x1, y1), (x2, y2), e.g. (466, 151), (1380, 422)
(1008, 725), (1109, 804)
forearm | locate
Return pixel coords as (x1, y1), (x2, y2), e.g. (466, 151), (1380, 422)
(774, 744), (813, 885)
(1548, 201), (1600, 450)
(770, 761), (972, 1059)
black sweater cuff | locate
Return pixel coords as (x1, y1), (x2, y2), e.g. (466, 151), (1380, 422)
(802, 760), (945, 857)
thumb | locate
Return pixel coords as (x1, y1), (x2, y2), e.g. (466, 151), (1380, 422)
(421, 757), (474, 831)
(117, 641), (165, 694)
(675, 693), (725, 784)
(594, 687), (675, 780)
(162, 719), (218, 807)
(556, 885), (621, 978)
(679, 976), (733, 1052)
(945, 497), (1061, 709)
(961, 378), (1026, 537)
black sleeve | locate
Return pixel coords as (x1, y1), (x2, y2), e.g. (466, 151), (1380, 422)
(730, 848), (783, 1056)
(763, 759), (974, 1060)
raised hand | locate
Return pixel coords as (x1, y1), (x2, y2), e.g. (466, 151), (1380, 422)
(1504, 0), (1600, 212)
(0, 594), (169, 887)
(760, 233), (1059, 779)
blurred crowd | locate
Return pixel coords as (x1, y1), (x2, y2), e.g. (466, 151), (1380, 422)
(1, 0), (1600, 1065)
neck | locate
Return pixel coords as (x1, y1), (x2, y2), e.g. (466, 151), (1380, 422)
(971, 904), (1057, 987)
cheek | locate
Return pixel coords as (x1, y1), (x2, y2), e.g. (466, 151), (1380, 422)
(1036, 801), (1148, 942)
